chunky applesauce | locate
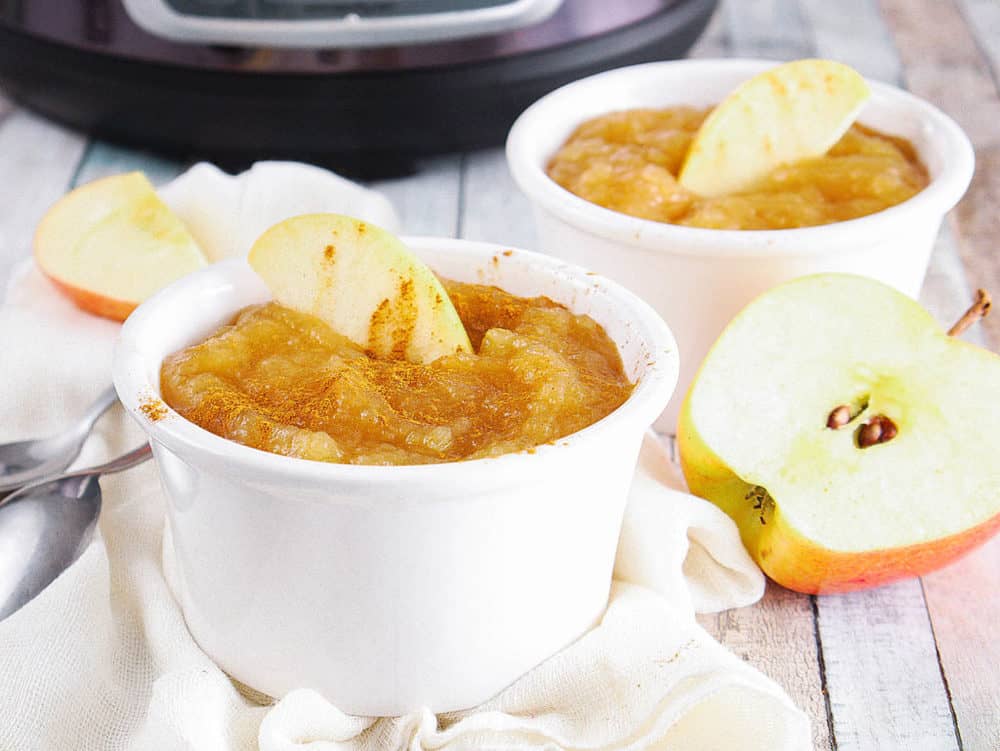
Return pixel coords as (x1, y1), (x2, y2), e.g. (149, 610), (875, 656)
(160, 281), (633, 465)
(546, 107), (929, 229)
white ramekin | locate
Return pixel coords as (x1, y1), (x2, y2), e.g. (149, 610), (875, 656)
(506, 58), (975, 432)
(113, 238), (678, 717)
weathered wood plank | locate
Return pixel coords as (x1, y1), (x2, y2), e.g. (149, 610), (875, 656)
(880, 0), (1000, 153)
(72, 140), (184, 188)
(458, 149), (536, 249)
(818, 580), (960, 751)
(921, 535), (1000, 751)
(0, 108), (87, 290)
(725, 0), (813, 60)
(958, 0), (1000, 80)
(880, 0), (1000, 348)
(799, 0), (903, 83)
(922, 225), (988, 348)
(370, 154), (462, 237)
(688, 2), (730, 58)
(697, 584), (833, 750)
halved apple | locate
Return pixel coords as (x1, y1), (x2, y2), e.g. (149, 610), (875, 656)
(679, 59), (870, 197)
(678, 274), (1000, 593)
(248, 213), (471, 363)
(35, 172), (206, 321)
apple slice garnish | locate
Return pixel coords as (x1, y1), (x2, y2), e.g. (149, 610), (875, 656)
(248, 213), (472, 364)
(35, 172), (207, 322)
(678, 59), (871, 198)
(678, 275), (1000, 593)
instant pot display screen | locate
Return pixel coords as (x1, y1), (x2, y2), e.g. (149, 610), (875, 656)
(163, 0), (528, 19)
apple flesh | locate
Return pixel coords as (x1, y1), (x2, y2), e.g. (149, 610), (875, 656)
(678, 274), (1000, 593)
(679, 59), (870, 198)
(34, 172), (206, 321)
(248, 213), (472, 364)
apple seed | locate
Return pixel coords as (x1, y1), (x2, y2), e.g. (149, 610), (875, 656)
(857, 420), (881, 446)
(879, 418), (898, 442)
(856, 415), (898, 448)
(827, 405), (852, 429)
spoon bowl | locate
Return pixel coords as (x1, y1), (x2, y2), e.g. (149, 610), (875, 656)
(0, 444), (151, 621)
(0, 386), (118, 493)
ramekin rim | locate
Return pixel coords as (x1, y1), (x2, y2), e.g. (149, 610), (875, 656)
(505, 58), (975, 258)
(113, 237), (679, 489)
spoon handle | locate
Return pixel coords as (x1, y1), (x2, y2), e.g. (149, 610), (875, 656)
(79, 386), (119, 428)
(86, 443), (153, 476)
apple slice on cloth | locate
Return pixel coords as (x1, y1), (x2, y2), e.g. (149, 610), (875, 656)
(678, 59), (870, 197)
(678, 274), (1000, 593)
(248, 213), (471, 363)
(35, 172), (207, 321)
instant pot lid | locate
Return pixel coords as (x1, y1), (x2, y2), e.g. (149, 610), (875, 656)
(0, 0), (718, 173)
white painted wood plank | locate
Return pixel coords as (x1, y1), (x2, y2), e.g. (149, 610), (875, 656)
(369, 154), (462, 237)
(921, 535), (1000, 751)
(0, 108), (87, 291)
(72, 140), (184, 188)
(688, 2), (729, 58)
(957, 0), (1000, 83)
(458, 149), (536, 250)
(697, 583), (833, 750)
(725, 0), (813, 60)
(921, 223), (988, 349)
(798, 0), (903, 83)
(817, 580), (960, 751)
(881, 0), (1000, 151)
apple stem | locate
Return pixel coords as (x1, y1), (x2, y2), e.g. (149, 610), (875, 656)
(947, 289), (992, 337)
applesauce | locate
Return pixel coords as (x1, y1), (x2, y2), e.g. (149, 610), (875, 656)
(160, 280), (633, 465)
(546, 107), (929, 229)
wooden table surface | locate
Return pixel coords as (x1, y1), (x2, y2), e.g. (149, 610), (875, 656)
(1, 1), (998, 749)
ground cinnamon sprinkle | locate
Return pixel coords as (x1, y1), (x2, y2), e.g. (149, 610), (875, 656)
(159, 279), (633, 465)
(368, 277), (417, 359)
(139, 396), (168, 422)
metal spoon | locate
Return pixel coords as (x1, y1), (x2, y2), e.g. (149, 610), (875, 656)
(0, 443), (152, 621)
(0, 386), (118, 493)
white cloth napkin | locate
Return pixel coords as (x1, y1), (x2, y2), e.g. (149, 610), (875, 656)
(0, 163), (811, 750)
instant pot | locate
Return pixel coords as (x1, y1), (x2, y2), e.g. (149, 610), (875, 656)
(0, 0), (717, 171)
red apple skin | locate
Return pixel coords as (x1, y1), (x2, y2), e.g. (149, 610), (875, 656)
(42, 272), (137, 322)
(748, 504), (1000, 594)
(678, 397), (1000, 594)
